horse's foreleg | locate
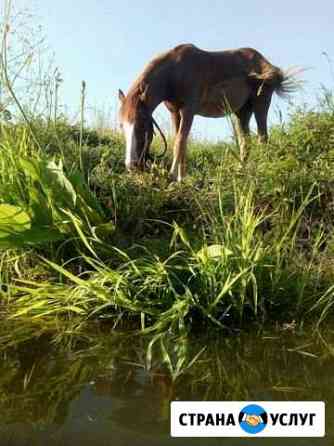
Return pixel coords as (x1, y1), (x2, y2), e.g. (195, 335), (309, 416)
(170, 108), (194, 182)
(170, 110), (181, 135)
(235, 101), (253, 162)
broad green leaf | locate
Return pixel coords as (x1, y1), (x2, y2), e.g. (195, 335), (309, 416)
(0, 204), (31, 238)
(44, 159), (77, 207)
(0, 226), (64, 248)
(19, 158), (41, 182)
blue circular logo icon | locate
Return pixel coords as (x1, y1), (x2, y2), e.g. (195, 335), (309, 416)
(239, 404), (268, 434)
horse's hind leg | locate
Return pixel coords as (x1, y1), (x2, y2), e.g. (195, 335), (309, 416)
(253, 89), (273, 143)
(170, 108), (194, 182)
(235, 100), (253, 162)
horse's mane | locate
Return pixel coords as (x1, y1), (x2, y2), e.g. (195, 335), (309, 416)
(126, 50), (170, 103)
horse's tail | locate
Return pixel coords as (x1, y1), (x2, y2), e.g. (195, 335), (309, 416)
(273, 66), (305, 98)
(249, 66), (304, 99)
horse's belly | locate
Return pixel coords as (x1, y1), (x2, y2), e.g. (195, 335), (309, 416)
(197, 104), (229, 118)
(198, 78), (250, 118)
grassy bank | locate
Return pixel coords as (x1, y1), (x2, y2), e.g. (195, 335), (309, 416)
(1, 95), (334, 340)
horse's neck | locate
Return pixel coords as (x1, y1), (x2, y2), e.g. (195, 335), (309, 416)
(144, 81), (166, 113)
(139, 64), (169, 113)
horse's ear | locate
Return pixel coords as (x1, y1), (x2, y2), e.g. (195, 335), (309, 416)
(139, 83), (149, 103)
(118, 89), (125, 102)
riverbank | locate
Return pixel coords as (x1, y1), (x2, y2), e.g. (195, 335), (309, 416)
(1, 95), (334, 342)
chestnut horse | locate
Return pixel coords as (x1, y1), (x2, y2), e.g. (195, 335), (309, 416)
(118, 44), (297, 181)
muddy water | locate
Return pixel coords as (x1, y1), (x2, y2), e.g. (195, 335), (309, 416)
(0, 325), (333, 446)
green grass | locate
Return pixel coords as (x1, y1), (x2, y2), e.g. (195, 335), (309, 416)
(1, 94), (334, 340)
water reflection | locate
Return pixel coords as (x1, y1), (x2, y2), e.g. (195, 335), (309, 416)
(0, 324), (333, 445)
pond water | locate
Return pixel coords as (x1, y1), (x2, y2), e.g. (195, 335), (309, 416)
(0, 323), (333, 446)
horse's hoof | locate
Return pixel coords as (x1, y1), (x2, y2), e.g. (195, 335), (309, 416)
(169, 173), (184, 183)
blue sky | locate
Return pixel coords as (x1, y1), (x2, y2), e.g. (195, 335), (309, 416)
(35, 0), (334, 140)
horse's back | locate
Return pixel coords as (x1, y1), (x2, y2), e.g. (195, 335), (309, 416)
(167, 44), (275, 74)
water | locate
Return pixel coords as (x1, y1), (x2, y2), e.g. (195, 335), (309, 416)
(0, 323), (333, 445)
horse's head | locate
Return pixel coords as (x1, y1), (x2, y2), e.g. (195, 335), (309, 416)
(118, 86), (154, 171)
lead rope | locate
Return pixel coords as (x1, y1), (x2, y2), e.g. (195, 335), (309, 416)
(151, 117), (168, 160)
(140, 117), (169, 166)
